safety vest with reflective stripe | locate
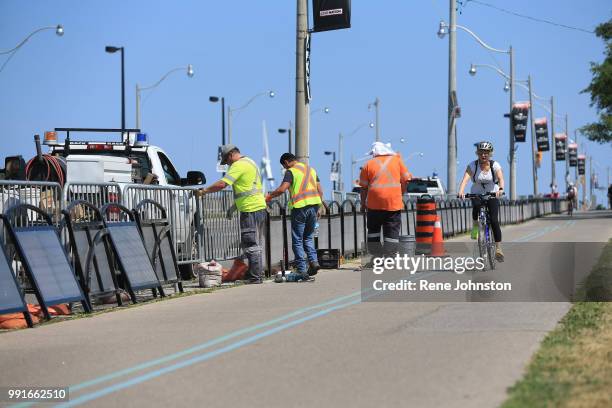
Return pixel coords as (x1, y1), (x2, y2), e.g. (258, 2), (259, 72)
(359, 154), (411, 211)
(221, 156), (266, 213)
(288, 162), (322, 209)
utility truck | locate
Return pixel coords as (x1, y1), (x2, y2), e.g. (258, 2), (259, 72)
(5, 128), (206, 279)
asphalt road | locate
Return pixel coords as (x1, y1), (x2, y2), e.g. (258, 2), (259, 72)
(1, 211), (610, 408)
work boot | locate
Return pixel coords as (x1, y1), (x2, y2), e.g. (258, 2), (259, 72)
(495, 247), (505, 262)
(308, 261), (321, 276)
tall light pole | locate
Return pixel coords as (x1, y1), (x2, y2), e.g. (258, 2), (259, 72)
(438, 18), (513, 198)
(468, 60), (517, 199)
(344, 122), (375, 191)
(209, 96), (226, 146)
(105, 46), (125, 136)
(227, 90), (275, 144)
(368, 98), (381, 142)
(278, 124), (292, 153)
(136, 65), (194, 129)
(295, 0), (310, 164)
(0, 24), (64, 73)
(324, 151), (337, 191)
(527, 75), (538, 196)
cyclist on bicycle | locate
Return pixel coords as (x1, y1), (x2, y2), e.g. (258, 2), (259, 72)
(457, 141), (505, 262)
(566, 183), (577, 214)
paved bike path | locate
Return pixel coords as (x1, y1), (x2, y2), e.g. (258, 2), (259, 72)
(1, 211), (610, 408)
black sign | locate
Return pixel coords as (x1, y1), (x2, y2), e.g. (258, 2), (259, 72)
(534, 118), (549, 151)
(577, 157), (586, 175)
(554, 134), (567, 161)
(312, 0), (351, 32)
(568, 144), (578, 167)
(511, 103), (529, 142)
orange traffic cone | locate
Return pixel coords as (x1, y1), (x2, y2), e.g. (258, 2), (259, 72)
(430, 215), (446, 257)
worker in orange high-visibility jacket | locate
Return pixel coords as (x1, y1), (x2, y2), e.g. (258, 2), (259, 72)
(359, 142), (412, 257)
(266, 153), (327, 281)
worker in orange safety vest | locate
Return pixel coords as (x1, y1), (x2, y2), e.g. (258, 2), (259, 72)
(359, 142), (412, 258)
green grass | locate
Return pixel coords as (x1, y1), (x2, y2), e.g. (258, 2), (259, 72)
(502, 240), (612, 408)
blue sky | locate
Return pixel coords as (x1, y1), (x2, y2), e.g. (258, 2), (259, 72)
(1, 1), (610, 203)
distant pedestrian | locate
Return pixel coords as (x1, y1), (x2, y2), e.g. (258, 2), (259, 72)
(608, 184), (612, 209)
(197, 144), (266, 284)
(359, 142), (412, 258)
(266, 153), (325, 281)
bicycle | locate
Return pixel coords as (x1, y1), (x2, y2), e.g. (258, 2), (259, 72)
(465, 192), (501, 271)
(567, 196), (574, 217)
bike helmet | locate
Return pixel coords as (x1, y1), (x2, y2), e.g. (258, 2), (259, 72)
(476, 141), (494, 152)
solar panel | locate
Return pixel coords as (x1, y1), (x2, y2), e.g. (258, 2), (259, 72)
(0, 246), (27, 314)
(73, 229), (114, 293)
(14, 228), (85, 305)
(107, 224), (160, 290)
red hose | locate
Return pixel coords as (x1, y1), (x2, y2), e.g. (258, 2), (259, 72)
(25, 154), (65, 186)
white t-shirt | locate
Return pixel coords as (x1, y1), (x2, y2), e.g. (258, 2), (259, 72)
(468, 160), (502, 194)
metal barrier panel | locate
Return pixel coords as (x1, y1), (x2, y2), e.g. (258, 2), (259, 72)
(122, 184), (203, 265)
(345, 192), (359, 202)
(332, 191), (344, 203)
(199, 190), (241, 261)
(63, 182), (122, 210)
(0, 181), (62, 228)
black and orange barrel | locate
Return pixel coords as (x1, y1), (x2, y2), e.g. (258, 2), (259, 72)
(415, 195), (436, 255)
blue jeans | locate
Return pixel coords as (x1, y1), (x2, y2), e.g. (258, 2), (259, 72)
(291, 205), (319, 273)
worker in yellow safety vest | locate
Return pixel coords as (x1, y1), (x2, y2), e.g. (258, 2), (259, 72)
(266, 153), (326, 281)
(197, 144), (266, 284)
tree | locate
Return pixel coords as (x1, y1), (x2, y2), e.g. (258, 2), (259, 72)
(581, 19), (612, 144)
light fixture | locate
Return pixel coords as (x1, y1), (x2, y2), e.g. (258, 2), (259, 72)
(187, 64), (194, 77)
(469, 64), (477, 76)
(55, 25), (64, 36)
(503, 81), (510, 92)
(437, 20), (448, 39)
(323, 107), (330, 113)
(369, 122), (375, 128)
(268, 90), (275, 98)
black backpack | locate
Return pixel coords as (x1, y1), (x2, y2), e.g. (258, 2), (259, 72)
(472, 160), (498, 185)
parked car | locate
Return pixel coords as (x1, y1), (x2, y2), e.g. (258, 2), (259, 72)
(404, 177), (446, 199)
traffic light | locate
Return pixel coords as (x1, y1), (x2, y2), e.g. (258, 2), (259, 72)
(511, 102), (530, 142)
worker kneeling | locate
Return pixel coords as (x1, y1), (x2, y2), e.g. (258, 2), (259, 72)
(360, 142), (412, 263)
(267, 153), (326, 282)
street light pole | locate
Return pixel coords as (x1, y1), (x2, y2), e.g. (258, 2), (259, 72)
(136, 65), (194, 129)
(448, 0), (457, 196)
(369, 98), (381, 142)
(277, 122), (293, 153)
(0, 25), (64, 73)
(527, 75), (538, 196)
(227, 90), (275, 144)
(105, 46), (125, 136)
(209, 96), (226, 146)
(565, 114), (570, 189)
(295, 0), (310, 164)
(550, 96), (556, 193)
(508, 46), (516, 200)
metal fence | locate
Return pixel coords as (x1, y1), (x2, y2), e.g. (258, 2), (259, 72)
(0, 181), (570, 278)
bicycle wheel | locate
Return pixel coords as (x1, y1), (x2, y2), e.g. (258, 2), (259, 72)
(486, 227), (496, 270)
(477, 222), (489, 271)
